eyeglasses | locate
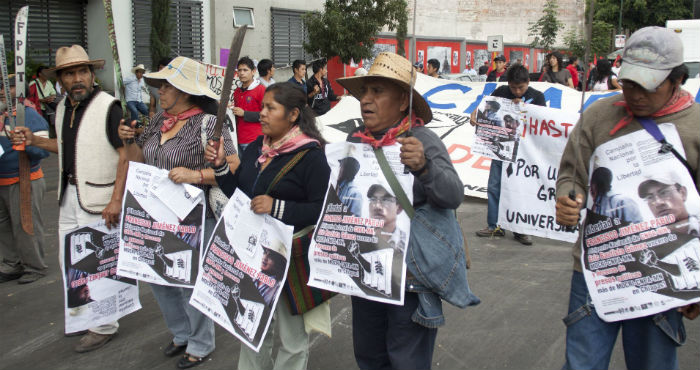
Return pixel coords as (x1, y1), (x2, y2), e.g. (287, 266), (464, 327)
(368, 196), (396, 206)
(642, 185), (677, 203)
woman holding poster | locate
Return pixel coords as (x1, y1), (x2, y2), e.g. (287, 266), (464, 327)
(118, 56), (237, 369)
(206, 82), (330, 370)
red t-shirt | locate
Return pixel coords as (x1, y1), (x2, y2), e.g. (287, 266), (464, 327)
(566, 64), (579, 88)
(233, 81), (265, 144)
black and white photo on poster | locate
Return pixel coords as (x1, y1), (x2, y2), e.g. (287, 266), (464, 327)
(363, 43), (396, 70)
(581, 123), (700, 322)
(427, 46), (452, 75)
(190, 189), (293, 352)
(472, 96), (523, 162)
(308, 142), (413, 305)
(63, 221), (141, 334)
(117, 162), (206, 288)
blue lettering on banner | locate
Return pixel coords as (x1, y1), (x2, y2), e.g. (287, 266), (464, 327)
(696, 86), (700, 103)
(423, 83), (472, 109)
(582, 92), (620, 112)
(463, 83), (497, 114)
(542, 87), (562, 109)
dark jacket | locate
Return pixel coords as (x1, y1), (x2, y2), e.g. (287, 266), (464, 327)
(214, 136), (330, 232)
(306, 76), (338, 116)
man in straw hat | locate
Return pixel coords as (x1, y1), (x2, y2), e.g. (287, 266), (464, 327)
(12, 44), (128, 353)
(124, 63), (149, 122)
(556, 27), (700, 369)
(337, 52), (466, 370)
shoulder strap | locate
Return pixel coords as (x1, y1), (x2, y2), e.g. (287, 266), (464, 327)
(374, 147), (415, 218)
(264, 149), (310, 195)
(33, 79), (45, 97)
(637, 117), (696, 182)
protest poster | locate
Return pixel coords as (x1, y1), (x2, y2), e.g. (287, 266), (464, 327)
(497, 103), (580, 242)
(472, 96), (523, 162)
(580, 124), (700, 321)
(190, 189), (293, 352)
(203, 62), (238, 148)
(63, 221), (140, 334)
(117, 162), (206, 288)
(307, 142), (413, 305)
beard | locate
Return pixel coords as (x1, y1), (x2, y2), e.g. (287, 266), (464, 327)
(68, 84), (93, 102)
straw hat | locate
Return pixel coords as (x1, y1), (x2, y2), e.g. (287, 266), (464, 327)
(45, 45), (105, 78)
(131, 64), (146, 73)
(337, 52), (432, 123)
(144, 56), (218, 100)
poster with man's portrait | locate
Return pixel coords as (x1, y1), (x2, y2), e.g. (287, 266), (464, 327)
(581, 123), (700, 322)
(427, 46), (452, 75)
(452, 51), (459, 66)
(308, 142), (414, 305)
(472, 96), (523, 162)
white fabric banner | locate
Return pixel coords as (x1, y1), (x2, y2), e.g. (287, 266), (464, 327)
(190, 189), (293, 352)
(307, 142), (413, 305)
(318, 75), (700, 199)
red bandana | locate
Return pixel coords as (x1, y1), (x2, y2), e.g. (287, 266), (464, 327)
(609, 88), (695, 136)
(161, 107), (203, 133)
(353, 113), (425, 148)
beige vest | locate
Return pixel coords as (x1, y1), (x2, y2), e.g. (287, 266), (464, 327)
(56, 91), (120, 214)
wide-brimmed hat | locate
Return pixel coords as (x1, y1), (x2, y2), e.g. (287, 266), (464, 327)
(45, 45), (105, 78)
(132, 64), (146, 73)
(337, 52), (432, 123)
(144, 56), (218, 100)
(619, 26), (684, 91)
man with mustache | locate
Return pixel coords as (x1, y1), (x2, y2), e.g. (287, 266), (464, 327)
(11, 45), (128, 353)
(638, 173), (698, 235)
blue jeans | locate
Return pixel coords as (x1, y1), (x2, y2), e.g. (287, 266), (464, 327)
(126, 101), (149, 122)
(486, 160), (502, 229)
(563, 271), (685, 370)
(352, 293), (438, 370)
(149, 218), (217, 358)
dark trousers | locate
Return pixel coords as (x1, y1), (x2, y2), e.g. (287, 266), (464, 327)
(351, 293), (438, 370)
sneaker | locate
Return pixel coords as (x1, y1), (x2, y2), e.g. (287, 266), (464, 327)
(513, 233), (533, 245)
(17, 271), (45, 284)
(74, 332), (116, 353)
(475, 226), (505, 237)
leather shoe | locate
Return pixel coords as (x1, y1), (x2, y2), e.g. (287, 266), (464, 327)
(65, 330), (88, 337)
(164, 341), (187, 357)
(0, 271), (22, 283)
(177, 354), (208, 369)
(74, 332), (116, 353)
(18, 271), (45, 284)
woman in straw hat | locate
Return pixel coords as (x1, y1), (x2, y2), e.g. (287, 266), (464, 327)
(206, 82), (330, 370)
(118, 56), (237, 369)
(336, 52), (472, 370)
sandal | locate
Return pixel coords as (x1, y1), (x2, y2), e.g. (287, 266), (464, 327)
(177, 353), (208, 369)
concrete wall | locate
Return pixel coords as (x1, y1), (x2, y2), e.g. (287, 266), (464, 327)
(406, 0), (584, 47)
(209, 0), (324, 66)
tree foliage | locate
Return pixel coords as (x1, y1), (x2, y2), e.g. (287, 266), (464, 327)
(564, 20), (614, 58)
(303, 0), (408, 64)
(593, 0), (693, 32)
(528, 0), (564, 50)
(150, 0), (172, 70)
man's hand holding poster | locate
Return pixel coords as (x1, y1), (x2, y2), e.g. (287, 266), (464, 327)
(582, 124), (700, 321)
(117, 162), (206, 287)
(63, 221), (141, 334)
(307, 142), (413, 305)
(472, 96), (523, 162)
(190, 189), (293, 352)
(498, 103), (580, 242)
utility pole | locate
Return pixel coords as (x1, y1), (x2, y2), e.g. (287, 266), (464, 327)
(618, 0), (623, 33)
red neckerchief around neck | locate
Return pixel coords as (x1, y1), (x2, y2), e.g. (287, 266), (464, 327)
(353, 113), (425, 148)
(609, 88), (695, 136)
(161, 106), (203, 133)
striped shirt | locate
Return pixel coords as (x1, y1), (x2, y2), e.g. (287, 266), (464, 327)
(137, 111), (236, 192)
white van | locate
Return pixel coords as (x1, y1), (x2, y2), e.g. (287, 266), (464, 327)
(666, 20), (700, 78)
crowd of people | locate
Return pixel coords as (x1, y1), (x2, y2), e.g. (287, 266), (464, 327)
(2, 25), (700, 370)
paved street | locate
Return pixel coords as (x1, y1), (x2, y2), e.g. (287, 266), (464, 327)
(1, 154), (698, 370)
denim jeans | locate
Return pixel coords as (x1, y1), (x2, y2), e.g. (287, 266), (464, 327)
(126, 101), (148, 122)
(352, 293), (438, 370)
(486, 160), (502, 229)
(149, 218), (217, 358)
(563, 271), (685, 370)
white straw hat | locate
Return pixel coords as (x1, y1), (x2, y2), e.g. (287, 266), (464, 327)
(143, 56), (218, 100)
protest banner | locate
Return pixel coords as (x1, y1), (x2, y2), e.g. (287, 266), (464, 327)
(472, 96), (523, 162)
(307, 142), (413, 305)
(63, 221), (140, 334)
(317, 75), (700, 199)
(190, 189), (293, 352)
(579, 124), (700, 321)
(203, 62), (238, 148)
(497, 103), (580, 242)
(117, 162), (206, 288)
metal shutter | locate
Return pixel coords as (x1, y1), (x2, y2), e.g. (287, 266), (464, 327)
(0, 0), (87, 68)
(131, 0), (203, 67)
(271, 8), (310, 67)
